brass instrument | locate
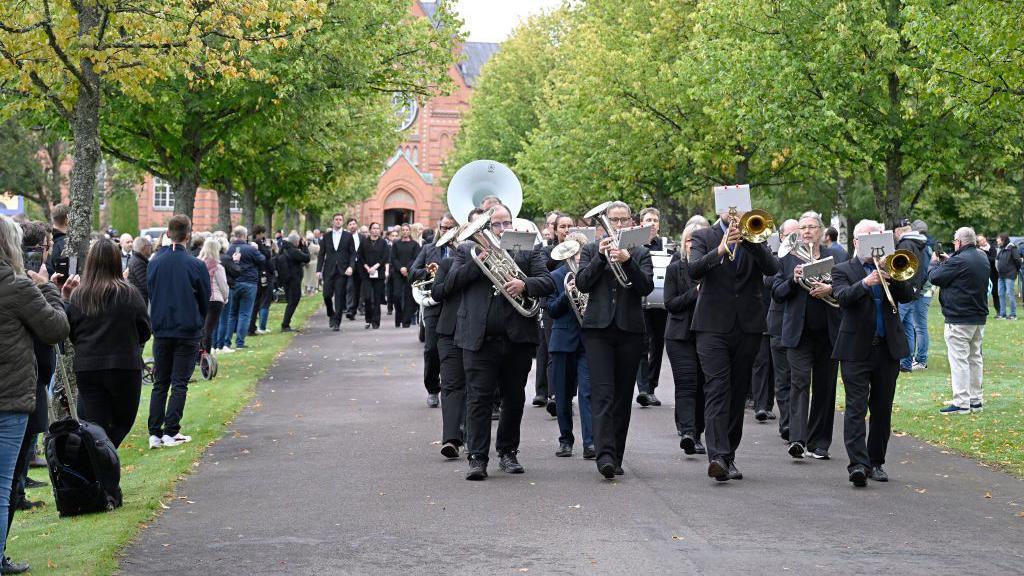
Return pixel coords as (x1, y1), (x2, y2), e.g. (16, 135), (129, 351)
(457, 208), (540, 317)
(411, 225), (462, 308)
(726, 207), (776, 261)
(584, 201), (631, 288)
(778, 231), (839, 308)
(874, 248), (919, 314)
(551, 239), (589, 323)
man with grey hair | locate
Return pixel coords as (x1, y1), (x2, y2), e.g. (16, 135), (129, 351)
(277, 231), (310, 332)
(224, 225), (265, 349)
(928, 226), (990, 415)
(127, 235), (154, 304)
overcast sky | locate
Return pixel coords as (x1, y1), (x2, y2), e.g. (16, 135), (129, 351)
(453, 0), (564, 42)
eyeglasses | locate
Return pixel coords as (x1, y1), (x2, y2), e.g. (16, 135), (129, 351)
(799, 225), (820, 231)
(490, 221), (514, 230)
(608, 217), (633, 225)
(438, 225), (454, 231)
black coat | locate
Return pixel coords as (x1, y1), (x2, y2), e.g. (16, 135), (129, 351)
(663, 259), (699, 342)
(687, 221), (780, 334)
(276, 240), (310, 285)
(928, 244), (991, 325)
(127, 251), (150, 304)
(316, 229), (354, 280)
(358, 237), (389, 279)
(765, 271), (784, 338)
(411, 242), (448, 318)
(996, 243), (1022, 279)
(830, 258), (912, 362)
(220, 253), (241, 288)
(67, 289), (152, 372)
(772, 247), (842, 349)
(432, 257), (461, 337)
(449, 242), (554, 352)
(390, 239), (421, 280)
(574, 242), (654, 333)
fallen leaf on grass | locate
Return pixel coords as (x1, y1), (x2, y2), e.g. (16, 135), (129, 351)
(985, 492), (992, 499)
(916, 488), (927, 494)
(672, 535), (684, 540)
(160, 502), (170, 509)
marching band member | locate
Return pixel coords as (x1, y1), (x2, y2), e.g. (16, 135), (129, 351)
(356, 223), (389, 330)
(547, 232), (594, 459)
(576, 201), (654, 480)
(773, 211), (841, 460)
(831, 220), (913, 487)
(537, 213), (576, 416)
(767, 219), (799, 442)
(450, 204), (554, 480)
(410, 213), (458, 408)
(636, 207), (667, 407)
(664, 221), (708, 455)
(688, 197), (779, 482)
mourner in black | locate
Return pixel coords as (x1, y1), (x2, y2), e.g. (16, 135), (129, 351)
(345, 218), (364, 320)
(411, 214), (457, 407)
(576, 201), (654, 479)
(767, 219), (800, 441)
(316, 213), (354, 331)
(390, 224), (421, 328)
(357, 223), (389, 330)
(276, 233), (310, 332)
(664, 222), (707, 456)
(636, 207), (667, 408)
(773, 212), (841, 460)
(688, 208), (780, 481)
(450, 204), (554, 480)
(831, 220), (913, 487)
(431, 239), (466, 459)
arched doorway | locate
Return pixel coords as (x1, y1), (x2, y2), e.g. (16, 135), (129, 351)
(384, 208), (414, 228)
(383, 189), (417, 228)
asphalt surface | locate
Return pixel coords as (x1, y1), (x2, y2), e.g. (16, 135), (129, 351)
(120, 309), (1024, 575)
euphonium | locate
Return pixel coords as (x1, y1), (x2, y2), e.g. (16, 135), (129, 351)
(584, 201), (631, 288)
(456, 208), (540, 317)
(550, 239), (589, 323)
(778, 231), (839, 308)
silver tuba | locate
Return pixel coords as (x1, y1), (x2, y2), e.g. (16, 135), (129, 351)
(584, 201), (631, 288)
(778, 231), (839, 308)
(551, 239), (589, 323)
(456, 208), (540, 317)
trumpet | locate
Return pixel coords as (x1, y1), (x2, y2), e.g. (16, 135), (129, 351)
(584, 201), (631, 288)
(550, 239), (589, 324)
(725, 207), (776, 261)
(873, 249), (919, 314)
(411, 225), (462, 308)
(778, 232), (839, 308)
(457, 208), (540, 317)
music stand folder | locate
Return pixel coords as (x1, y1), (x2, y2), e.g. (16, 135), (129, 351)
(801, 256), (834, 279)
(713, 184), (752, 214)
(500, 231), (539, 252)
(855, 231), (895, 261)
(616, 225), (654, 251)
(567, 227), (597, 244)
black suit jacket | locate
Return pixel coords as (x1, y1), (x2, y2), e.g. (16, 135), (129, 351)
(316, 229), (353, 280)
(663, 259), (699, 341)
(765, 271), (784, 338)
(772, 249), (841, 349)
(431, 257), (461, 337)
(411, 243), (448, 318)
(687, 221), (779, 334)
(449, 242), (554, 352)
(575, 242), (654, 333)
(830, 258), (913, 362)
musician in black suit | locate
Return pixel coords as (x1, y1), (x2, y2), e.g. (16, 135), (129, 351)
(768, 219), (800, 441)
(357, 222), (389, 330)
(636, 207), (668, 407)
(430, 228), (467, 459)
(315, 212), (354, 331)
(576, 201), (654, 479)
(773, 212), (842, 460)
(688, 205), (780, 481)
(832, 220), (913, 487)
(534, 213), (576, 412)
(664, 221), (707, 455)
(410, 213), (457, 408)
(450, 204), (554, 480)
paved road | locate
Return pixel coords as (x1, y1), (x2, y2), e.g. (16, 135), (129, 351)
(121, 310), (1024, 575)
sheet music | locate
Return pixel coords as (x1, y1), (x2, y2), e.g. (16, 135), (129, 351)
(713, 184), (752, 214)
(567, 227), (597, 244)
(616, 225), (654, 251)
(499, 231), (539, 252)
(801, 256), (834, 279)
(855, 231), (895, 261)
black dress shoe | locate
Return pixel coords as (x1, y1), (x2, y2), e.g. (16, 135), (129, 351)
(426, 394), (439, 408)
(1, 557), (29, 575)
(346, 313), (356, 321)
(648, 393), (661, 406)
(780, 427), (790, 442)
(788, 441), (805, 458)
(614, 465), (624, 476)
(546, 398), (557, 417)
(755, 410), (768, 422)
(23, 477), (46, 489)
(498, 452), (525, 474)
(707, 458), (729, 481)
(636, 392), (651, 407)
(679, 434), (696, 455)
(440, 442), (460, 459)
(869, 465), (889, 482)
(281, 326), (293, 332)
(598, 460), (616, 479)
(372, 324), (380, 329)
(766, 412), (777, 420)
(14, 499), (42, 511)
(694, 440), (706, 455)
(466, 458), (487, 481)
(331, 324), (340, 332)
(532, 395), (546, 407)
(582, 446), (596, 460)
(849, 465), (868, 487)
(364, 323), (371, 329)
(726, 460), (743, 480)
(555, 443), (573, 457)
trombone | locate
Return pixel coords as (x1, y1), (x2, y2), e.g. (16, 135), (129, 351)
(725, 207), (776, 261)
(873, 249), (919, 314)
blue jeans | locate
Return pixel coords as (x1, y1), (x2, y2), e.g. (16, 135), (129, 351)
(226, 282), (257, 347)
(0, 412), (27, 555)
(257, 305), (269, 331)
(899, 296), (931, 369)
(214, 299), (231, 349)
(998, 277), (1017, 318)
(551, 349), (594, 448)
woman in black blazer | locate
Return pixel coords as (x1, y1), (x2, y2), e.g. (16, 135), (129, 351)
(575, 201), (654, 479)
(664, 222), (708, 456)
(358, 223), (389, 329)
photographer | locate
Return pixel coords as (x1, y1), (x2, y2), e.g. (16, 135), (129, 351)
(126, 236), (153, 305)
(276, 231), (310, 332)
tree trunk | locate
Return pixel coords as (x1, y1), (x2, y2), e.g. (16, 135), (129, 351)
(216, 179), (233, 233)
(832, 173), (851, 253)
(735, 156), (750, 185)
(242, 183), (256, 231)
(1018, 169), (1024, 230)
(304, 209), (320, 232)
(65, 4), (103, 263)
(171, 108), (203, 219)
(262, 202), (274, 232)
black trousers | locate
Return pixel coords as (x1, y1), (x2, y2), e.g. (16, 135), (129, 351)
(786, 329), (838, 450)
(149, 338), (198, 437)
(78, 368), (143, 448)
(281, 278), (302, 329)
(201, 300), (224, 353)
(437, 334), (466, 446)
(666, 338), (704, 438)
(322, 270), (348, 325)
(750, 334), (775, 412)
(991, 272), (1000, 315)
(637, 308), (667, 394)
(841, 343), (900, 471)
(361, 277), (384, 327)
(392, 277), (415, 327)
(583, 327), (645, 467)
(422, 311), (441, 394)
(534, 314), (551, 398)
(346, 272), (363, 317)
(695, 330), (760, 462)
(769, 336), (792, 435)
(463, 339), (533, 462)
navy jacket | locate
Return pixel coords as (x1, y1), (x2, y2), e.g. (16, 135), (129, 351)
(147, 244), (211, 339)
(772, 245), (843, 349)
(226, 240), (266, 285)
(928, 244), (990, 325)
(546, 265), (583, 353)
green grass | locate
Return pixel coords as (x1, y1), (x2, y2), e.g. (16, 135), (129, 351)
(7, 295), (321, 575)
(837, 301), (1024, 477)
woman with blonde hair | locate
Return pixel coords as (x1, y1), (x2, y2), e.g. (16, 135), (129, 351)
(304, 231), (320, 295)
(200, 238), (229, 355)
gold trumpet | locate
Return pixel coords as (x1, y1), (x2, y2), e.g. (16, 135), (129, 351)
(873, 249), (919, 314)
(725, 207), (776, 261)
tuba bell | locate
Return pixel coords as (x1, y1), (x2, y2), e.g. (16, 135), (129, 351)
(584, 201), (632, 288)
(550, 239), (589, 324)
(456, 208), (540, 317)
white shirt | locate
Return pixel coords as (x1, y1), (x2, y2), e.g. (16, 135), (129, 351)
(352, 232), (360, 252)
(332, 229), (342, 251)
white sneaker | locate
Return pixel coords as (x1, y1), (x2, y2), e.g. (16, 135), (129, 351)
(160, 435), (183, 447)
(911, 362), (927, 371)
(169, 433), (192, 444)
(256, 329), (270, 335)
(218, 347), (235, 354)
(149, 435), (163, 449)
